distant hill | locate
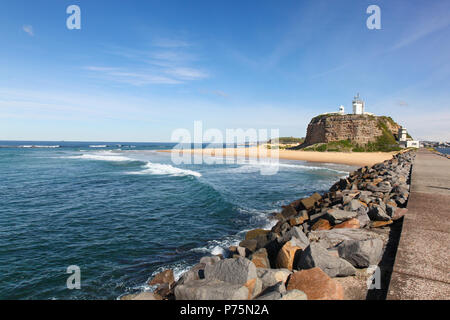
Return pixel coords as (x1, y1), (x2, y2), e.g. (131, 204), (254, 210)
(291, 114), (403, 152)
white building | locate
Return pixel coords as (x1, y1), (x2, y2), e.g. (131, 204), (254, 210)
(352, 93), (365, 115)
(398, 126), (420, 148)
(338, 105), (345, 115)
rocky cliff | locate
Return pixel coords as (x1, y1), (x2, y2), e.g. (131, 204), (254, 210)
(301, 114), (400, 148)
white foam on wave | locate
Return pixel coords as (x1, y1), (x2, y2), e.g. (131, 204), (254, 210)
(127, 162), (202, 177)
(64, 153), (135, 162)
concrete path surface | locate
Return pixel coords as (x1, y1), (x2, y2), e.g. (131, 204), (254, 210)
(387, 149), (450, 299)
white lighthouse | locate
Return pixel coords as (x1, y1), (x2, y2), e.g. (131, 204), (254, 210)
(352, 93), (365, 115)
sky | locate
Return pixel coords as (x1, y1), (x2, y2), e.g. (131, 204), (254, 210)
(0, 0), (449, 142)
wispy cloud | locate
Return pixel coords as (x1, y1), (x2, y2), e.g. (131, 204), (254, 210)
(22, 25), (34, 36)
(87, 38), (207, 86)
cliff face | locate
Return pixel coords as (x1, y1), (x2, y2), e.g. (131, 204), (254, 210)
(303, 114), (400, 147)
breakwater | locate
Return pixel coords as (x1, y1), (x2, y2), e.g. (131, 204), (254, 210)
(124, 150), (415, 300)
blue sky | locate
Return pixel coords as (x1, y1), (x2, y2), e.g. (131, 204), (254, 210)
(0, 0), (449, 141)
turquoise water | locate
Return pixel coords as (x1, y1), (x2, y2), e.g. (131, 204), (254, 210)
(436, 147), (450, 155)
(0, 141), (353, 299)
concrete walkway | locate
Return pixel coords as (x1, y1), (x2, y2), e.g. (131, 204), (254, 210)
(387, 149), (450, 299)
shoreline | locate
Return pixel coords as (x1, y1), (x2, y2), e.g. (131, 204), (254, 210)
(123, 150), (415, 300)
(158, 147), (397, 167)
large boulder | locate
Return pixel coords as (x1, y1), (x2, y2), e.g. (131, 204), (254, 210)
(295, 243), (356, 277)
(326, 209), (358, 224)
(332, 218), (360, 229)
(345, 199), (367, 212)
(311, 219), (332, 231)
(280, 226), (309, 245)
(199, 255), (221, 265)
(275, 237), (308, 270)
(205, 257), (257, 285)
(337, 238), (384, 267)
(250, 248), (270, 268)
(257, 268), (292, 291)
(175, 263), (206, 285)
(174, 279), (249, 300)
(239, 239), (258, 252)
(245, 229), (270, 240)
(368, 205), (391, 221)
(149, 269), (175, 287)
(308, 228), (382, 249)
(286, 267), (344, 300)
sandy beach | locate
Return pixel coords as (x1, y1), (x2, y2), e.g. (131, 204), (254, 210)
(159, 146), (396, 167)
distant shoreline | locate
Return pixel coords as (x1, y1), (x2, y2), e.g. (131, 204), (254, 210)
(158, 146), (396, 167)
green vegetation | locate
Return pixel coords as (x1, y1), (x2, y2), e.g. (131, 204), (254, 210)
(303, 140), (354, 152)
(268, 136), (304, 144)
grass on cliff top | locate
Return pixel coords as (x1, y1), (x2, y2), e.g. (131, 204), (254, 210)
(303, 138), (402, 153)
(268, 136), (305, 144)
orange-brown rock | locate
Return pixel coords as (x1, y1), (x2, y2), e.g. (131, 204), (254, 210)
(333, 218), (360, 229)
(275, 239), (306, 270)
(251, 248), (270, 268)
(286, 267), (344, 300)
(245, 229), (270, 241)
(289, 211), (309, 226)
(149, 269), (175, 286)
(311, 219), (332, 231)
(392, 208), (408, 221)
(370, 220), (393, 228)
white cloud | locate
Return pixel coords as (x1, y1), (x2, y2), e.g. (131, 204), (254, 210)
(22, 25), (34, 36)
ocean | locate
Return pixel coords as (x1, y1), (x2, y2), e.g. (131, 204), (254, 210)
(0, 141), (354, 299)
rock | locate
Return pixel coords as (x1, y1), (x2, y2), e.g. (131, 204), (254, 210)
(149, 269), (175, 287)
(308, 228), (383, 249)
(370, 220), (393, 228)
(154, 283), (172, 299)
(368, 205), (391, 221)
(176, 263), (206, 285)
(280, 205), (297, 219)
(245, 229), (270, 241)
(386, 203), (396, 217)
(300, 196), (316, 210)
(204, 257), (257, 286)
(280, 289), (308, 300)
(345, 199), (367, 211)
(275, 237), (308, 270)
(257, 268), (292, 291)
(295, 243), (356, 277)
(337, 238), (384, 267)
(289, 210), (309, 226)
(125, 292), (160, 300)
(199, 255), (221, 265)
(243, 277), (263, 299)
(311, 192), (322, 202)
(229, 246), (247, 257)
(286, 267), (344, 300)
(280, 226), (310, 246)
(311, 219), (332, 231)
(333, 218), (360, 229)
(239, 239), (258, 252)
(255, 281), (286, 300)
(174, 279), (249, 300)
(356, 210), (371, 228)
(326, 209), (358, 224)
(250, 248), (270, 268)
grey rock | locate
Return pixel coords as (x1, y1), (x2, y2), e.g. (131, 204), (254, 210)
(386, 204), (396, 217)
(295, 242), (356, 277)
(345, 199), (366, 212)
(200, 255), (221, 265)
(174, 279), (249, 300)
(239, 239), (258, 252)
(176, 263), (206, 285)
(256, 268), (292, 291)
(255, 290), (282, 300)
(356, 210), (371, 228)
(308, 228), (382, 249)
(337, 238), (384, 267)
(368, 205), (391, 221)
(326, 209), (358, 224)
(280, 289), (308, 300)
(205, 257), (257, 285)
(281, 226), (309, 247)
